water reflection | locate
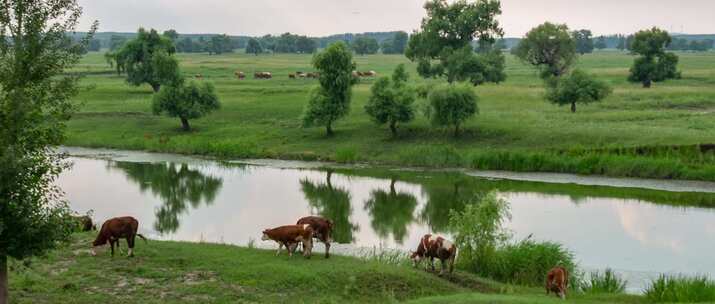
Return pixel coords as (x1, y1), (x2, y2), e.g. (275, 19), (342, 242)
(420, 175), (484, 232)
(111, 162), (223, 233)
(364, 179), (418, 244)
(300, 171), (358, 244)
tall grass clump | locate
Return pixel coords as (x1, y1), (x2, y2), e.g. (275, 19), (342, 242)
(582, 268), (627, 294)
(449, 191), (577, 286)
(645, 275), (715, 303)
(335, 146), (359, 163)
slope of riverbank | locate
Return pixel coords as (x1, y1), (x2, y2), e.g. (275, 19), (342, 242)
(66, 51), (715, 182)
(10, 233), (645, 303)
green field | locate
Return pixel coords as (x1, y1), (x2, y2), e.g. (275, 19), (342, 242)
(66, 51), (715, 180)
(10, 233), (645, 303)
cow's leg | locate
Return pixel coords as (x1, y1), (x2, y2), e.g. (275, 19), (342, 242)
(110, 240), (115, 257)
(288, 243), (298, 256)
(429, 257), (435, 272)
(324, 240), (330, 259)
(439, 259), (446, 276)
(127, 235), (136, 257)
(448, 255), (455, 274)
(276, 242), (283, 256)
(285, 242), (293, 257)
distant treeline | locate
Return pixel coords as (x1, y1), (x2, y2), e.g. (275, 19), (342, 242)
(74, 31), (715, 54)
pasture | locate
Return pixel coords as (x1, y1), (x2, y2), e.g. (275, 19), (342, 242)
(66, 50), (715, 180)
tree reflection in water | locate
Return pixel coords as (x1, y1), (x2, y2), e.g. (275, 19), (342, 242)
(300, 171), (358, 244)
(112, 161), (223, 234)
(364, 179), (418, 245)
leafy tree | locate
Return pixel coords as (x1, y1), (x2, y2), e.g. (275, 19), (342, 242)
(573, 29), (594, 54)
(163, 29), (179, 41)
(208, 34), (232, 55)
(364, 64), (416, 136)
(352, 36), (379, 55)
(595, 36), (608, 50)
(0, 1), (97, 302)
(628, 27), (680, 88)
(295, 36), (317, 54)
(514, 22), (577, 79)
(115, 28), (178, 92)
(153, 80), (221, 131)
(425, 84), (479, 136)
(406, 0), (505, 86)
(87, 39), (102, 52)
(246, 38), (263, 55)
(300, 171), (357, 244)
(109, 35), (128, 51)
(546, 70), (612, 113)
(302, 42), (356, 136)
(260, 34), (277, 53)
(380, 39), (394, 54)
(382, 31), (409, 54)
(443, 45), (506, 85)
(616, 35), (627, 50)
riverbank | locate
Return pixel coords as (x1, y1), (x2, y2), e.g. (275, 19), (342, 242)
(66, 51), (715, 182)
(10, 233), (645, 303)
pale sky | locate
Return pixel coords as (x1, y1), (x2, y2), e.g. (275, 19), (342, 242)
(77, 0), (715, 37)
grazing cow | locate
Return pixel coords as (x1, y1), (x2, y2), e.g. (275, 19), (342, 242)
(546, 266), (569, 300)
(91, 216), (147, 257)
(306, 72), (318, 79)
(359, 70), (377, 77)
(235, 71), (246, 79)
(262, 224), (313, 258)
(289, 74), (296, 79)
(73, 215), (96, 232)
(195, 74), (203, 80)
(410, 234), (457, 276)
(254, 72), (272, 79)
(296, 216), (333, 258)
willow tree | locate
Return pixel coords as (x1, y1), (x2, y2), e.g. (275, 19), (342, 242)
(0, 1), (97, 302)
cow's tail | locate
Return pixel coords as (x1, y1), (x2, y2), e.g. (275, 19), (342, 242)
(137, 234), (149, 243)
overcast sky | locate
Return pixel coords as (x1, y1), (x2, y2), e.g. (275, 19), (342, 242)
(77, 0), (715, 37)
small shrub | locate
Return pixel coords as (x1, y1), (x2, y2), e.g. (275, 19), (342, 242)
(582, 268), (627, 294)
(491, 239), (577, 287)
(335, 147), (358, 163)
(645, 275), (715, 303)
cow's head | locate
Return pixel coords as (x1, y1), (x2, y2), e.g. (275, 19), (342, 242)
(410, 251), (424, 267)
(261, 229), (270, 241)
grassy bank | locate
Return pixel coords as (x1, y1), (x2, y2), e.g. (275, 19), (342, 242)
(10, 233), (646, 303)
(66, 51), (715, 181)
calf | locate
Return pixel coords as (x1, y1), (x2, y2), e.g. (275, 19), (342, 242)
(73, 215), (96, 232)
(546, 266), (569, 300)
(91, 216), (147, 257)
(410, 234), (457, 276)
(262, 224), (313, 258)
(296, 216), (333, 258)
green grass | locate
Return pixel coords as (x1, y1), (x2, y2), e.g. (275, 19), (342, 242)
(65, 50), (715, 180)
(645, 275), (715, 303)
(9, 233), (648, 303)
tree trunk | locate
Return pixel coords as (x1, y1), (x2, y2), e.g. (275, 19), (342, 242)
(454, 123), (460, 137)
(0, 254), (8, 304)
(389, 122), (398, 137)
(571, 102), (577, 113)
(180, 117), (191, 132)
(151, 83), (161, 93)
(643, 79), (652, 88)
(326, 122), (334, 137)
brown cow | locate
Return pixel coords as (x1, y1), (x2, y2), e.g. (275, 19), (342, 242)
(410, 234), (457, 276)
(91, 216), (147, 257)
(254, 72), (272, 79)
(546, 266), (569, 300)
(73, 215), (96, 232)
(296, 216), (333, 258)
(289, 74), (296, 79)
(235, 71), (246, 79)
(262, 224), (313, 258)
(306, 72), (319, 79)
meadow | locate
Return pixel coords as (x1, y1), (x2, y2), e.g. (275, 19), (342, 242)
(66, 50), (715, 180)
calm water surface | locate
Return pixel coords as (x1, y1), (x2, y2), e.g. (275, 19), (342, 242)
(58, 148), (715, 292)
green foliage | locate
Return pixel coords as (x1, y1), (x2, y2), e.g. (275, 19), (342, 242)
(162, 29), (179, 41)
(109, 35), (127, 51)
(271, 33), (316, 54)
(114, 28), (178, 92)
(365, 64), (416, 136)
(595, 36), (608, 50)
(152, 80), (221, 131)
(364, 180), (417, 244)
(406, 0), (505, 85)
(582, 269), (627, 294)
(628, 28), (681, 88)
(0, 0), (96, 301)
(208, 34), (233, 55)
(514, 22), (577, 79)
(645, 275), (715, 303)
(546, 69), (612, 112)
(425, 84), (479, 136)
(352, 36), (380, 55)
(382, 31), (409, 54)
(302, 42), (356, 136)
(246, 38), (263, 55)
(449, 192), (577, 287)
(573, 29), (594, 54)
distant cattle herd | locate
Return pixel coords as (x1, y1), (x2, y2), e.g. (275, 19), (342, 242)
(192, 70), (378, 81)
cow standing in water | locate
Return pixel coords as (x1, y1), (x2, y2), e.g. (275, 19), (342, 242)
(546, 266), (569, 300)
(261, 224), (314, 258)
(296, 216), (333, 258)
(410, 234), (457, 276)
(91, 216), (147, 257)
